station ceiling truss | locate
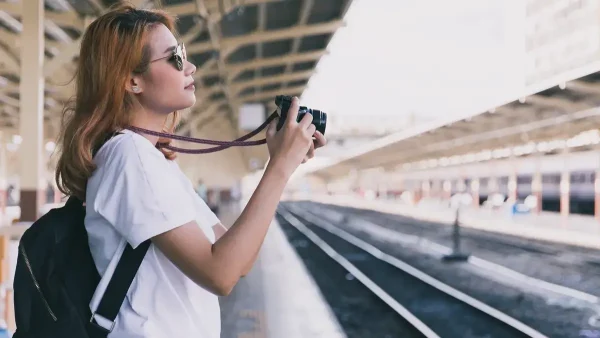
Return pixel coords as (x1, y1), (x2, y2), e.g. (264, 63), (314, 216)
(0, 0), (352, 170)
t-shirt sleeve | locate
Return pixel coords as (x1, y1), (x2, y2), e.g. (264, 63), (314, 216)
(197, 198), (220, 228)
(92, 136), (196, 248)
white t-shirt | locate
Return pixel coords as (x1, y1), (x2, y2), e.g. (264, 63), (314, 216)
(84, 129), (222, 338)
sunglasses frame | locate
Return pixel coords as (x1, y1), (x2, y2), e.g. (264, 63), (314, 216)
(150, 42), (186, 71)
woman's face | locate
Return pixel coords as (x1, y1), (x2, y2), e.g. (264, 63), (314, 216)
(134, 23), (197, 114)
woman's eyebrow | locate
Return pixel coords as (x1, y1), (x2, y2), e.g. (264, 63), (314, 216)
(163, 45), (176, 53)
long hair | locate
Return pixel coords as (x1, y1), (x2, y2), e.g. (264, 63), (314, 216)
(55, 3), (179, 200)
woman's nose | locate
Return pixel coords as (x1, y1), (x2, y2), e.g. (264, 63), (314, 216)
(185, 60), (196, 76)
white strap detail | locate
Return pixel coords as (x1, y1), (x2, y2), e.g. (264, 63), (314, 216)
(89, 238), (128, 317)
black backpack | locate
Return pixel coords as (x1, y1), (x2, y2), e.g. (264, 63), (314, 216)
(12, 133), (150, 338)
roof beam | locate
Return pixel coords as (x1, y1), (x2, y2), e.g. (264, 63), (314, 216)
(182, 21), (205, 44)
(179, 99), (227, 135)
(0, 45), (19, 73)
(195, 3), (236, 118)
(231, 70), (314, 95)
(280, 0), (313, 91)
(163, 2), (196, 16)
(253, 2), (267, 92)
(194, 0), (251, 170)
(44, 18), (73, 43)
(346, 109), (600, 171)
(567, 80), (600, 96)
(186, 20), (343, 55)
(177, 85), (224, 125)
(0, 2), (20, 16)
(40, 1), (201, 79)
(226, 50), (326, 81)
(192, 58), (218, 81)
(87, 0), (106, 13)
(45, 11), (85, 30)
(0, 82), (17, 95)
(0, 28), (17, 47)
(44, 37), (82, 77)
(525, 94), (592, 112)
(0, 94), (18, 108)
(225, 20), (342, 57)
(198, 0), (281, 21)
(238, 85), (305, 103)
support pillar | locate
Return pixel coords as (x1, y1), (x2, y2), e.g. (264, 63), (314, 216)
(421, 180), (430, 199)
(432, 180), (442, 199)
(471, 178), (480, 208)
(0, 133), (6, 219)
(595, 152), (600, 221)
(532, 172), (542, 214)
(560, 148), (570, 218)
(508, 164), (518, 203)
(560, 171), (570, 217)
(443, 180), (452, 200)
(531, 152), (542, 214)
(19, 0), (45, 222)
(595, 170), (600, 221)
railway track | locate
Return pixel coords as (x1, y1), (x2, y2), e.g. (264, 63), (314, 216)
(307, 201), (600, 303)
(277, 205), (547, 338)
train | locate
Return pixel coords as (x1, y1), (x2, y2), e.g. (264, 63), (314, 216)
(386, 150), (600, 216)
(467, 171), (595, 215)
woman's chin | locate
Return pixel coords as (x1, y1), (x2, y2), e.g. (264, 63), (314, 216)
(175, 97), (196, 111)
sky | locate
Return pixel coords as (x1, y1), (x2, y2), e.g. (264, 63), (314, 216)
(300, 0), (527, 130)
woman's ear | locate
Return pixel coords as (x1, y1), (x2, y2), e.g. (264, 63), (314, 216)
(126, 76), (143, 94)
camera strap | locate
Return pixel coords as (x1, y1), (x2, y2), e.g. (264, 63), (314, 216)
(127, 111), (278, 154)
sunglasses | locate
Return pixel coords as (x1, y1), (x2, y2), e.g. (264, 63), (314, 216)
(150, 42), (187, 71)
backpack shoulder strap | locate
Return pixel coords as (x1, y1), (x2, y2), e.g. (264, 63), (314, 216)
(88, 130), (146, 335)
(89, 240), (150, 334)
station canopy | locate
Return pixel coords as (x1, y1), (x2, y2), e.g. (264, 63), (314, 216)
(301, 63), (600, 180)
(0, 0), (352, 170)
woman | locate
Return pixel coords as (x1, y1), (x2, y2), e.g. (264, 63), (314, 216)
(54, 4), (326, 338)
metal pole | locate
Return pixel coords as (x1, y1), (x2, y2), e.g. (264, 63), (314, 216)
(452, 207), (461, 253)
(443, 196), (470, 262)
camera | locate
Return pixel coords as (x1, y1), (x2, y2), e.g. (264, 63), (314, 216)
(274, 95), (327, 136)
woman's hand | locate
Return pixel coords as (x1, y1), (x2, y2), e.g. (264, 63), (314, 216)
(265, 97), (327, 176)
(302, 130), (327, 163)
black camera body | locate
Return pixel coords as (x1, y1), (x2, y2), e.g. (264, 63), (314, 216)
(275, 95), (327, 136)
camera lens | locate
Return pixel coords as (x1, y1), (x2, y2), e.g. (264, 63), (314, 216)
(297, 108), (326, 136)
(274, 95), (326, 136)
(312, 109), (327, 136)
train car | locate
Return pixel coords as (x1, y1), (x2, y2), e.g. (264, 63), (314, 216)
(514, 170), (595, 215)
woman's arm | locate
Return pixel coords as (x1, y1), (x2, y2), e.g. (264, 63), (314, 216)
(212, 223), (227, 240)
(151, 97), (324, 296)
(212, 222), (258, 277)
(152, 162), (288, 296)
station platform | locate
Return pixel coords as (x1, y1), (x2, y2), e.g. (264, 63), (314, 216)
(304, 194), (600, 250)
(216, 202), (345, 338)
(0, 201), (345, 337)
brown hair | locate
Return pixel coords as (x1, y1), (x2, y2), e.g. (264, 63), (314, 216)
(55, 3), (179, 200)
